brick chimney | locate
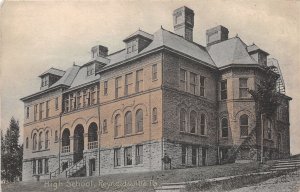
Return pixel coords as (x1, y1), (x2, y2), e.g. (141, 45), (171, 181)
(173, 6), (195, 41)
(91, 45), (108, 59)
(206, 25), (229, 46)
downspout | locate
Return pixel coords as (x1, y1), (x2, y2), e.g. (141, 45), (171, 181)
(59, 112), (62, 173)
(97, 83), (101, 176)
(161, 51), (164, 170)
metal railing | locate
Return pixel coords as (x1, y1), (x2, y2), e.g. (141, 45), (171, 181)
(62, 146), (70, 153)
(88, 141), (98, 149)
(66, 157), (86, 178)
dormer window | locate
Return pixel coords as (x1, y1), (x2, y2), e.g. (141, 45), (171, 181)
(87, 65), (95, 76)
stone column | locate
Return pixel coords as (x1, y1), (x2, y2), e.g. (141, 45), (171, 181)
(69, 136), (74, 153)
(84, 133), (89, 151)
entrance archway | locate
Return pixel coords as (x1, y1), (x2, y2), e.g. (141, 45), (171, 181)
(73, 124), (84, 163)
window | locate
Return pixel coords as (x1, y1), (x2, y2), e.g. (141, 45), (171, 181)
(180, 69), (187, 91)
(221, 80), (227, 100)
(103, 119), (107, 133)
(132, 41), (137, 52)
(83, 90), (87, 107)
(190, 111), (197, 134)
(200, 76), (205, 97)
(39, 132), (43, 150)
(136, 145), (143, 164)
(87, 65), (95, 76)
(136, 69), (143, 92)
(136, 109), (143, 132)
(45, 131), (49, 149)
(42, 76), (48, 87)
(39, 103), (44, 120)
(34, 105), (38, 121)
(124, 147), (132, 166)
(221, 118), (228, 138)
(88, 123), (98, 143)
(124, 73), (133, 96)
(44, 159), (49, 174)
(125, 111), (132, 135)
(239, 78), (248, 98)
(55, 97), (59, 110)
(96, 85), (100, 104)
(87, 91), (91, 106)
(240, 115), (249, 137)
(180, 109), (187, 132)
(38, 159), (43, 174)
(114, 148), (121, 167)
(127, 41), (133, 54)
(64, 97), (69, 112)
(26, 107), (29, 119)
(152, 108), (158, 123)
(190, 72), (197, 94)
(192, 146), (198, 165)
(104, 81), (108, 95)
(152, 64), (158, 80)
(32, 160), (36, 174)
(91, 87), (96, 105)
(182, 145), (187, 164)
(70, 93), (76, 111)
(33, 133), (37, 150)
(26, 137), (29, 149)
(200, 114), (206, 135)
(55, 131), (58, 142)
(76, 92), (81, 109)
(114, 114), (121, 137)
(115, 77), (122, 98)
(46, 100), (50, 118)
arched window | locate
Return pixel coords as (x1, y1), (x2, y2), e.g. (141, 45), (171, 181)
(26, 137), (29, 149)
(33, 133), (37, 150)
(62, 129), (70, 147)
(62, 128), (70, 153)
(38, 132), (43, 150)
(136, 109), (143, 132)
(125, 111), (132, 135)
(190, 111), (197, 133)
(45, 131), (49, 149)
(114, 114), (121, 137)
(152, 108), (158, 123)
(103, 119), (107, 133)
(221, 118), (228, 138)
(55, 130), (58, 142)
(240, 115), (249, 137)
(88, 123), (98, 142)
(180, 109), (187, 132)
(200, 114), (206, 135)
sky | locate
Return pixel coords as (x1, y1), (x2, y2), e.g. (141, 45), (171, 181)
(0, 0), (299, 154)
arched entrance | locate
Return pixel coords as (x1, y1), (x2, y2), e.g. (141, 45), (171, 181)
(73, 124), (84, 163)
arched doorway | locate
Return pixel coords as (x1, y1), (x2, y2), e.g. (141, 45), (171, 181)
(74, 124), (84, 163)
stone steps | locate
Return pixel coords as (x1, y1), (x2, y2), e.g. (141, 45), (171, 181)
(270, 159), (300, 172)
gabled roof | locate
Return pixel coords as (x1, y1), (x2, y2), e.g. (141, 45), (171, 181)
(39, 67), (65, 77)
(123, 29), (154, 42)
(207, 37), (257, 67)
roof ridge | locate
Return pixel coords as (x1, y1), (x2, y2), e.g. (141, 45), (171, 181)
(108, 49), (125, 57)
(161, 28), (207, 50)
(49, 67), (66, 72)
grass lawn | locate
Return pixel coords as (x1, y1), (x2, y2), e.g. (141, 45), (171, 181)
(2, 161), (273, 192)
